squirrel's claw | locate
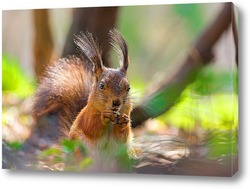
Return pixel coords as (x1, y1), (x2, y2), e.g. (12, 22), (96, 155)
(115, 113), (130, 126)
(101, 110), (129, 127)
(101, 110), (116, 124)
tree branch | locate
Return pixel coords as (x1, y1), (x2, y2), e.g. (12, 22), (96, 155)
(131, 3), (234, 127)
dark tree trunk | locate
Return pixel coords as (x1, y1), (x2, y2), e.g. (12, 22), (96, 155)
(62, 7), (119, 67)
(33, 9), (54, 80)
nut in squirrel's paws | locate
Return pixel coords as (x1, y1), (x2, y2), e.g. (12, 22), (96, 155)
(101, 110), (117, 124)
(114, 113), (130, 127)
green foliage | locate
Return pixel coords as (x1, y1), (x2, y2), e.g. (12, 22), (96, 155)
(117, 6), (150, 85)
(115, 144), (134, 171)
(38, 139), (136, 172)
(6, 141), (23, 151)
(61, 139), (80, 153)
(191, 65), (238, 95)
(38, 139), (92, 171)
(173, 4), (204, 37)
(161, 93), (238, 131)
(2, 54), (35, 98)
(159, 65), (238, 131)
(207, 130), (237, 159)
(118, 7), (143, 57)
(38, 147), (63, 158)
(157, 65), (238, 159)
(60, 139), (88, 155)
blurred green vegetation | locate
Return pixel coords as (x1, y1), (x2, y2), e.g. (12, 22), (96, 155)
(207, 130), (237, 159)
(173, 4), (204, 38)
(5, 141), (23, 151)
(2, 54), (35, 140)
(2, 54), (35, 98)
(38, 139), (134, 171)
(158, 65), (238, 159)
(118, 3), (217, 91)
(117, 3), (238, 161)
(38, 139), (92, 171)
(159, 65), (238, 130)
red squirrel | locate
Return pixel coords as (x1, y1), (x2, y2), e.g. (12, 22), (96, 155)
(33, 29), (133, 171)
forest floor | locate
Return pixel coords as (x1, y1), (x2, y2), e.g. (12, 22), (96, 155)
(2, 93), (237, 176)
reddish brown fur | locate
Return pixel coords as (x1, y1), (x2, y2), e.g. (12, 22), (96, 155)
(69, 66), (133, 146)
(33, 56), (93, 137)
(33, 29), (133, 167)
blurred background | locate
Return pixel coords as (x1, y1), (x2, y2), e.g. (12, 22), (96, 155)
(2, 3), (238, 175)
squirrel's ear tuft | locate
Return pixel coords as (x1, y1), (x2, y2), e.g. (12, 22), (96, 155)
(109, 29), (129, 73)
(74, 31), (104, 76)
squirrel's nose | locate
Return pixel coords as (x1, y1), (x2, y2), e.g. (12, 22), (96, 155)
(112, 99), (121, 107)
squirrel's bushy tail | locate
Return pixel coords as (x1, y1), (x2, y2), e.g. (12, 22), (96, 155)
(33, 31), (104, 138)
(33, 56), (93, 137)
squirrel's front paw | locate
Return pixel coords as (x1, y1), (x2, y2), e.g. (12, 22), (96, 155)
(113, 113), (131, 142)
(101, 110), (116, 124)
(114, 113), (130, 127)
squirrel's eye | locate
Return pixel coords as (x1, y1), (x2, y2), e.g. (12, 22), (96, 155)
(127, 87), (130, 92)
(99, 81), (105, 90)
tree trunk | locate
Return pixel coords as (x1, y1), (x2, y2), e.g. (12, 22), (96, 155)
(33, 9), (54, 80)
(62, 7), (119, 67)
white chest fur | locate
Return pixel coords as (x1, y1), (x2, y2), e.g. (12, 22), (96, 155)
(86, 123), (130, 172)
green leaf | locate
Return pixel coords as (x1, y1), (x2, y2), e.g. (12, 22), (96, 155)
(7, 141), (23, 151)
(115, 144), (133, 171)
(60, 139), (77, 153)
(2, 54), (35, 98)
(38, 148), (62, 159)
(79, 158), (92, 169)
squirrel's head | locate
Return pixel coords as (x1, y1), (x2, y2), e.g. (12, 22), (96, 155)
(74, 29), (131, 112)
(92, 68), (130, 112)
